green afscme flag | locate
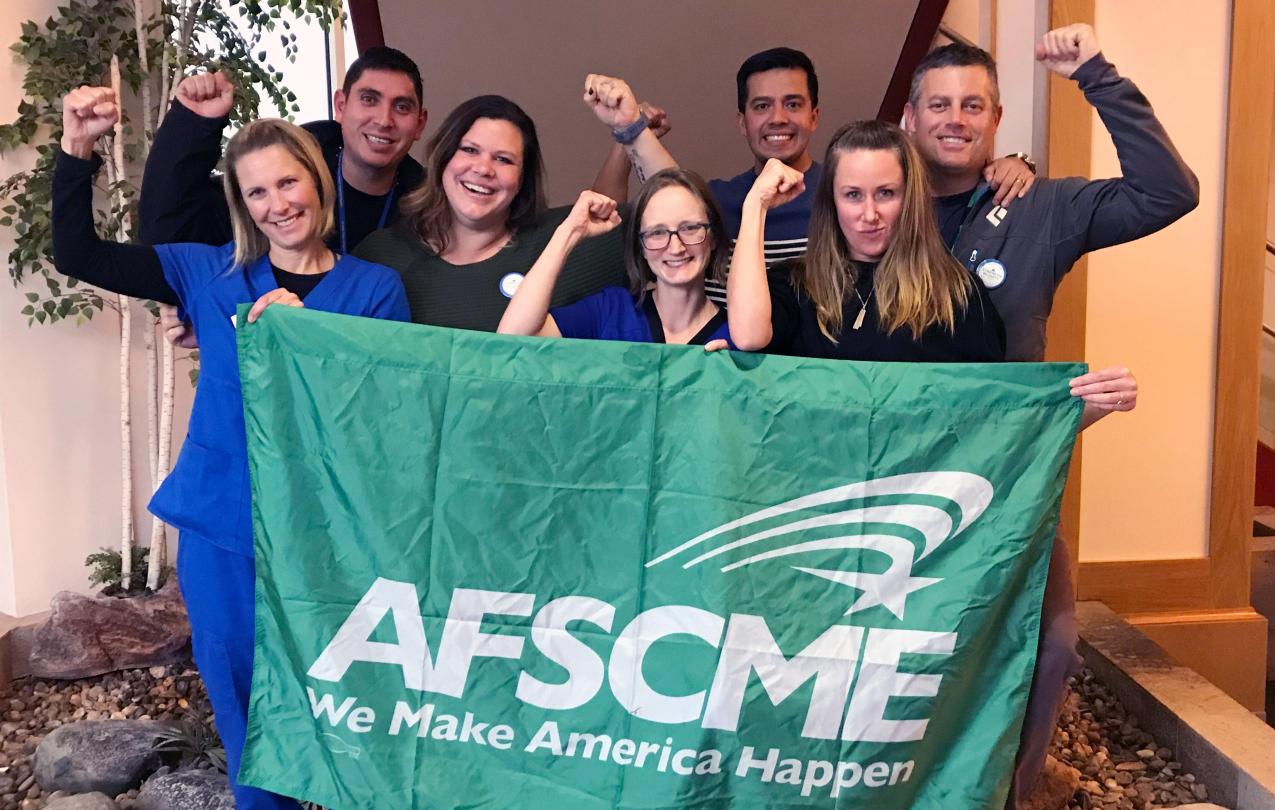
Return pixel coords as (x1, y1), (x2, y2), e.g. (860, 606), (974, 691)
(236, 307), (1082, 810)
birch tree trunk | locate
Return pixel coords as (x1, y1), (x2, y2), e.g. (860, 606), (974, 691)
(110, 56), (135, 591)
(134, 0), (175, 591)
(149, 334), (174, 590)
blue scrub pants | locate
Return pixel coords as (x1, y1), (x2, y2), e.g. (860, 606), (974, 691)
(177, 533), (302, 810)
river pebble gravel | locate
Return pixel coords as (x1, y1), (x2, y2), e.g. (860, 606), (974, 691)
(1054, 669), (1216, 810)
(0, 663), (1222, 809)
(0, 662), (211, 810)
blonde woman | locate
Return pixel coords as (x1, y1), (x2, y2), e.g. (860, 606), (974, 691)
(729, 119), (1004, 362)
(727, 118), (1136, 428)
(51, 86), (408, 809)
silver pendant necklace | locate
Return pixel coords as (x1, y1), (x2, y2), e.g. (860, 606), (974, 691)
(851, 285), (875, 330)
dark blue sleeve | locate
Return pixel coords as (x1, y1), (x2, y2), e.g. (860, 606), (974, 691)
(139, 100), (233, 246)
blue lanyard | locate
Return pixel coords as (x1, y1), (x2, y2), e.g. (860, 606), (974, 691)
(950, 182), (991, 266)
(335, 149), (397, 254)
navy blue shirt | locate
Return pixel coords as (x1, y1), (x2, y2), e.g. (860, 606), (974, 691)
(551, 286), (732, 347)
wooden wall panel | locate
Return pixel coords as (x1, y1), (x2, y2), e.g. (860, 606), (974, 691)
(1043, 0), (1094, 577)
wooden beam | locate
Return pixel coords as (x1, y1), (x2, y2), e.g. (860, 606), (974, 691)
(877, 0), (952, 121)
(1043, 0), (1094, 579)
(1078, 558), (1212, 613)
(347, 0), (385, 52)
(1208, 0), (1275, 608)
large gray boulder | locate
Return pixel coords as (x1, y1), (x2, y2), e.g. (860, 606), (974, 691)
(137, 769), (234, 810)
(44, 792), (119, 810)
(33, 720), (163, 795)
(28, 580), (190, 679)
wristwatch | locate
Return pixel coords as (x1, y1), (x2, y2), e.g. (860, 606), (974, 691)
(611, 111), (650, 145)
(1009, 151), (1037, 174)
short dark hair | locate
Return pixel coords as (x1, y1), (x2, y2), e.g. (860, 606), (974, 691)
(342, 46), (424, 106)
(736, 47), (819, 113)
(909, 42), (999, 108)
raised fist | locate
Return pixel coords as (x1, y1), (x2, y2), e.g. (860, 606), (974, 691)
(563, 189), (622, 240)
(747, 158), (806, 211)
(1036, 23), (1100, 78)
(61, 86), (119, 158)
(176, 72), (235, 120)
(641, 102), (672, 139)
(583, 74), (642, 130)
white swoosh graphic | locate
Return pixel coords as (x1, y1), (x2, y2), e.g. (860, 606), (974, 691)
(649, 472), (992, 620)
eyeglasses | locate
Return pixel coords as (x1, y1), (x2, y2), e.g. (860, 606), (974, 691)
(639, 222), (711, 251)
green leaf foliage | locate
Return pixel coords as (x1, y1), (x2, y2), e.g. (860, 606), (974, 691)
(84, 544), (170, 593)
(0, 0), (341, 362)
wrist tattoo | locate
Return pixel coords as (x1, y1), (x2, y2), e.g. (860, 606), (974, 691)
(625, 145), (647, 183)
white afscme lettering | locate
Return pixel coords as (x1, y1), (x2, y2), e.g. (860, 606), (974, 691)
(308, 579), (957, 742)
(841, 629), (957, 743)
(431, 588), (535, 697)
(515, 596), (614, 710)
(609, 605), (724, 723)
(308, 580), (533, 697)
(307, 578), (433, 687)
(702, 615), (862, 739)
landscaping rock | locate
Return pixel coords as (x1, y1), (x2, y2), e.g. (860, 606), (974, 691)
(28, 584), (189, 680)
(42, 793), (117, 810)
(1055, 670), (1213, 809)
(136, 770), (232, 810)
(33, 721), (163, 797)
(1024, 754), (1081, 810)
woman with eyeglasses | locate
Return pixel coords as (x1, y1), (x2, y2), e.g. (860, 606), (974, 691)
(498, 168), (732, 347)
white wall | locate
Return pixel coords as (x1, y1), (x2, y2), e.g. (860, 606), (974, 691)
(1077, 0), (1230, 562)
(238, 0), (357, 124)
(0, 0), (195, 616)
(992, 0), (1050, 164)
(941, 0), (992, 48)
(0, 2), (362, 617)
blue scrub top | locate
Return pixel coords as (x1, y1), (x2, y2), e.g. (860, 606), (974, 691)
(148, 242), (409, 557)
(551, 286), (733, 347)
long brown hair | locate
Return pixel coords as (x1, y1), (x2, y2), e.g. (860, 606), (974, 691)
(223, 119), (335, 268)
(623, 169), (728, 301)
(795, 119), (970, 341)
(399, 95), (546, 256)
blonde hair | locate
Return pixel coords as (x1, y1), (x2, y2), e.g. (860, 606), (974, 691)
(223, 119), (335, 268)
(795, 119), (970, 342)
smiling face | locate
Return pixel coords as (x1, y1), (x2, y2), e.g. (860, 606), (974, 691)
(333, 68), (427, 179)
(903, 65), (1001, 188)
(441, 117), (525, 231)
(234, 143), (324, 253)
(831, 147), (905, 262)
(639, 185), (715, 289)
(737, 68), (819, 173)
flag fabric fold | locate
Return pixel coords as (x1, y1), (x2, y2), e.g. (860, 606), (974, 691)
(237, 307), (1082, 809)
